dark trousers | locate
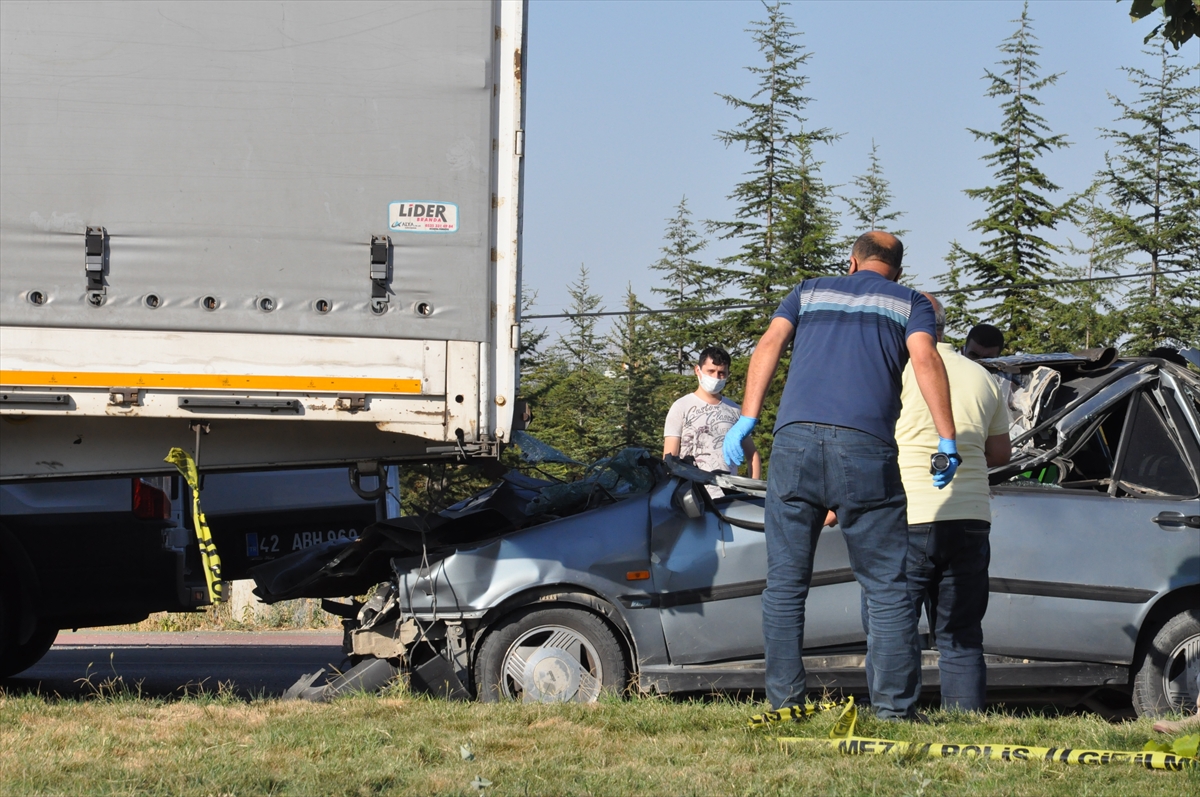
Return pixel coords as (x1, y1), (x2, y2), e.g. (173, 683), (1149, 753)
(763, 422), (920, 719)
(864, 519), (991, 710)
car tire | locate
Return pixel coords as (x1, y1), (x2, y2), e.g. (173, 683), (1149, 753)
(0, 622), (58, 678)
(474, 606), (627, 703)
(0, 591), (8, 677)
(1132, 609), (1200, 718)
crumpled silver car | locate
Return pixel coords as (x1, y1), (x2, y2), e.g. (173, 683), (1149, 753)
(254, 352), (1200, 716)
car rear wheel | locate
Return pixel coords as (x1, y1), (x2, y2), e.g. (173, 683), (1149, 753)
(1132, 609), (1200, 718)
(474, 606), (627, 703)
(0, 622), (58, 678)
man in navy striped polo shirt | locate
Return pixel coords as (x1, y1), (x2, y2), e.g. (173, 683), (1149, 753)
(723, 231), (958, 720)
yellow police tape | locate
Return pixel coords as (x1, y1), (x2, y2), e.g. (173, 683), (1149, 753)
(750, 696), (1200, 771)
(165, 447), (224, 604)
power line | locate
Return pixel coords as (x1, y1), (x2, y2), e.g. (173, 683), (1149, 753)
(522, 267), (1199, 321)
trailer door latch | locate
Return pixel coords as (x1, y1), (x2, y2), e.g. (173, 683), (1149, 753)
(370, 235), (391, 315)
(336, 394), (367, 412)
(108, 387), (140, 407)
(85, 226), (107, 306)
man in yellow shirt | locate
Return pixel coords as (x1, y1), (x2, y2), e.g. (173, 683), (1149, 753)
(893, 294), (1011, 710)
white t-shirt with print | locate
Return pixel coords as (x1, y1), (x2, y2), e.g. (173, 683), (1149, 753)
(664, 393), (743, 476)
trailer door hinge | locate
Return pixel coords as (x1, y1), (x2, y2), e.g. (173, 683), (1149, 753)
(515, 130), (524, 157)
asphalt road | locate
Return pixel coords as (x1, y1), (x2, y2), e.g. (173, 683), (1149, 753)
(2, 630), (346, 699)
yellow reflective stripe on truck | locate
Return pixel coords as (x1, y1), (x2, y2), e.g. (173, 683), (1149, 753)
(0, 370), (422, 394)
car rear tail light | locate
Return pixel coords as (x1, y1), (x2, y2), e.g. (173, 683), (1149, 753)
(132, 478), (171, 520)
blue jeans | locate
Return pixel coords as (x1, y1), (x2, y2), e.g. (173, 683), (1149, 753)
(906, 520), (991, 710)
(763, 422), (920, 718)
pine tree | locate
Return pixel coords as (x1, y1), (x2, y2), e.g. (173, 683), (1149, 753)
(939, 246), (981, 348)
(1053, 186), (1124, 351)
(775, 138), (844, 288)
(1094, 41), (1200, 353)
(944, 3), (1072, 354)
(516, 289), (550, 378)
(607, 287), (670, 450)
(841, 140), (908, 244)
(555, 265), (604, 371)
(649, 198), (736, 374)
(711, 0), (839, 350)
(521, 266), (617, 463)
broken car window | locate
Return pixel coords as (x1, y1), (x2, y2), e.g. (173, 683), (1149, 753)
(1115, 391), (1199, 499)
(1053, 397), (1129, 491)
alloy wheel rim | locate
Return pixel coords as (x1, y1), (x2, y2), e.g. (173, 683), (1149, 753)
(500, 624), (603, 703)
(1163, 632), (1200, 712)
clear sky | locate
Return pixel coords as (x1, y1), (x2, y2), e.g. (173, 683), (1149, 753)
(519, 0), (1196, 333)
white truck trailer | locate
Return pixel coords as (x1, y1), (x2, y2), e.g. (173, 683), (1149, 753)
(0, 0), (526, 674)
(1, 0), (525, 479)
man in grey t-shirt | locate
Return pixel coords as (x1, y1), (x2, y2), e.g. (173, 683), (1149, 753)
(664, 346), (761, 483)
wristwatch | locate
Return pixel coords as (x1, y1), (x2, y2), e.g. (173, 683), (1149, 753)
(929, 452), (963, 474)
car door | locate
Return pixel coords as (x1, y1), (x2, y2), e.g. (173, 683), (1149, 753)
(984, 379), (1200, 663)
(649, 485), (865, 666)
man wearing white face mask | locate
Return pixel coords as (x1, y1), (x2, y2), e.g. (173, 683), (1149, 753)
(664, 346), (761, 491)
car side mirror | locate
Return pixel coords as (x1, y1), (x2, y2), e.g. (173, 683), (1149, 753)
(673, 480), (705, 520)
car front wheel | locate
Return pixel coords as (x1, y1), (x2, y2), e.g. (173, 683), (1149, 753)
(474, 606), (627, 703)
(1132, 609), (1200, 718)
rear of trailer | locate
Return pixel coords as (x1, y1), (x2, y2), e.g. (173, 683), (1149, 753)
(0, 0), (526, 481)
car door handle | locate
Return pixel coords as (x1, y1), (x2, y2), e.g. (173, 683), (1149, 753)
(1152, 512), (1200, 529)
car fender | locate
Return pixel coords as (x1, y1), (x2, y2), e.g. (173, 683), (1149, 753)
(395, 495), (672, 667)
(471, 585), (638, 667)
(1132, 583), (1200, 671)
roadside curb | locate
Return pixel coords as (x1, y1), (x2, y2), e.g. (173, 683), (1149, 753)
(52, 631), (344, 648)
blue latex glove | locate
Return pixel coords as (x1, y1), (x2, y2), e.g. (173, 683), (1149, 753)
(932, 437), (961, 489)
(722, 416), (758, 468)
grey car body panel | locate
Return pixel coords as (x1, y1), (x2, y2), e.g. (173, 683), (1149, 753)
(650, 492), (864, 664)
(396, 491), (672, 666)
(1, 0), (496, 342)
(985, 489), (1199, 663)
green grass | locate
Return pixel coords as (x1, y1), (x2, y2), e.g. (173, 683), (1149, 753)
(1, 686), (1196, 796)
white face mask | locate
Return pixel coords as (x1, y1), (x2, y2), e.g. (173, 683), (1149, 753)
(698, 373), (727, 395)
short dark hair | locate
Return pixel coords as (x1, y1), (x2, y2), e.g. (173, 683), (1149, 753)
(697, 346), (731, 369)
(851, 232), (904, 273)
(966, 323), (1004, 351)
